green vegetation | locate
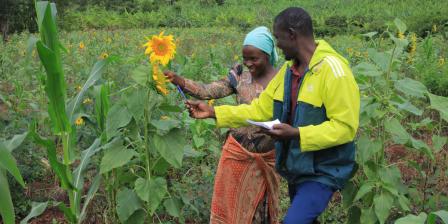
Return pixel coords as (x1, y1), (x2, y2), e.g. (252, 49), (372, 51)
(3, 0), (448, 36)
(0, 1), (447, 223)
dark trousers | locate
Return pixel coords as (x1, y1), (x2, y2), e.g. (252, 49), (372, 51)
(284, 181), (334, 224)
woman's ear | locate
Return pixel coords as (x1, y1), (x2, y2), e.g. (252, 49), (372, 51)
(264, 53), (270, 64)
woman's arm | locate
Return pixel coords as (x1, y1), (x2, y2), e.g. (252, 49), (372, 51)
(164, 70), (237, 100)
(182, 78), (234, 100)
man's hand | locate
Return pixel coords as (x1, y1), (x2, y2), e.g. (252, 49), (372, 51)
(266, 123), (300, 140)
(185, 100), (215, 119)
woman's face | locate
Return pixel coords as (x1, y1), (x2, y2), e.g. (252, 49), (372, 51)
(242, 45), (270, 77)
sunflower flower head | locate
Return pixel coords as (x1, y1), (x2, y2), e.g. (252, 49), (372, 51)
(439, 57), (445, 66)
(346, 47), (353, 57)
(79, 42), (85, 50)
(398, 31), (405, 40)
(208, 99), (215, 106)
(152, 63), (169, 95)
(363, 51), (369, 58)
(83, 98), (93, 104)
(99, 52), (109, 60)
(143, 31), (176, 66)
(75, 116), (84, 126)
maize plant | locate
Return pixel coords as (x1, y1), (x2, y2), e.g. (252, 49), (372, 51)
(31, 1), (109, 223)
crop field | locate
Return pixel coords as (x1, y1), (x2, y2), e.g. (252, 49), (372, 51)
(0, 0), (447, 223)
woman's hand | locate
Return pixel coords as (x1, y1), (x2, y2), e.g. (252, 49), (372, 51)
(229, 63), (243, 77)
(185, 100), (215, 119)
(164, 70), (185, 87)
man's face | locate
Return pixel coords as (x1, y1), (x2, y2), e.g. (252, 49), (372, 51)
(273, 23), (296, 61)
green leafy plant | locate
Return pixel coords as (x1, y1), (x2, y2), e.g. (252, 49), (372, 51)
(395, 210), (448, 224)
(98, 62), (190, 223)
(342, 18), (448, 224)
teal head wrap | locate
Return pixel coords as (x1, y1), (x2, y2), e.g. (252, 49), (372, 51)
(243, 26), (278, 65)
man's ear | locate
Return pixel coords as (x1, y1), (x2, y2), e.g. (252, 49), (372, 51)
(288, 27), (297, 40)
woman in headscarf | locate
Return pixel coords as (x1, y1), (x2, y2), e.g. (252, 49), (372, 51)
(164, 26), (280, 224)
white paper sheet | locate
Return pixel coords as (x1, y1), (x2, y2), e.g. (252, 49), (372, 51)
(246, 119), (281, 130)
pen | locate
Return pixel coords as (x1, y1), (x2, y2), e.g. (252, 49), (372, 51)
(176, 85), (187, 100)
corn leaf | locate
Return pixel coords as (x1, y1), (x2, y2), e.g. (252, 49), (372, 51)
(29, 127), (74, 190)
(72, 139), (101, 214)
(3, 132), (28, 153)
(57, 202), (77, 223)
(20, 201), (48, 224)
(0, 170), (15, 224)
(79, 174), (101, 223)
(67, 60), (109, 123)
(35, 1), (70, 133)
(94, 84), (110, 142)
(0, 143), (25, 187)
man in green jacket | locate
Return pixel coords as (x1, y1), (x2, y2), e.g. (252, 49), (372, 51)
(186, 7), (360, 224)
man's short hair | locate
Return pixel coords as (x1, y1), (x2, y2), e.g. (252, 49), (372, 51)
(274, 7), (314, 37)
